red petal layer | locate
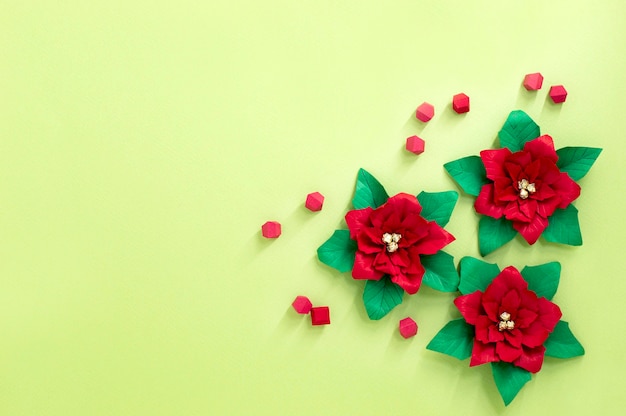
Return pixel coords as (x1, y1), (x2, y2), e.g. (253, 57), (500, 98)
(470, 340), (498, 367)
(512, 214), (549, 244)
(454, 291), (483, 325)
(514, 345), (546, 373)
(524, 135), (558, 163)
(496, 339), (523, 362)
(352, 251), (383, 279)
(481, 148), (512, 180)
(475, 184), (505, 219)
(345, 208), (373, 239)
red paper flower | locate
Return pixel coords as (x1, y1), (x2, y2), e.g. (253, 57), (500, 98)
(345, 193), (455, 294)
(475, 135), (580, 244)
(454, 266), (562, 373)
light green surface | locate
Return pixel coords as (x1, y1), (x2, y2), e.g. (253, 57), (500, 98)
(1, 1), (625, 414)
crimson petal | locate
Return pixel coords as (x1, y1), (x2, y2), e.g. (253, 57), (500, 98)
(514, 345), (546, 373)
(352, 251), (384, 280)
(496, 339), (523, 362)
(345, 208), (373, 239)
(454, 291), (483, 325)
(481, 148), (512, 180)
(475, 184), (506, 219)
(512, 214), (549, 244)
(470, 339), (499, 367)
(524, 135), (558, 163)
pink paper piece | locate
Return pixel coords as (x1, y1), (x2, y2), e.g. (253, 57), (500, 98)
(523, 72), (544, 91)
(415, 102), (434, 122)
(310, 306), (330, 325)
(549, 85), (568, 103)
(398, 317), (418, 338)
(305, 192), (325, 212)
(452, 93), (470, 114)
(405, 135), (425, 154)
(292, 296), (313, 314)
(261, 221), (281, 238)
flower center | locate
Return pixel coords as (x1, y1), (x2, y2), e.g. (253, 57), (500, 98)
(498, 311), (515, 331)
(517, 179), (536, 199)
(382, 233), (402, 253)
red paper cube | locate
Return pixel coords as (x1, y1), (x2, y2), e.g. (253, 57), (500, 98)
(452, 93), (470, 114)
(305, 192), (324, 212)
(405, 135), (425, 154)
(310, 306), (330, 325)
(292, 296), (312, 314)
(398, 317), (418, 339)
(415, 102), (434, 122)
(549, 85), (568, 103)
(261, 221), (281, 238)
(523, 72), (544, 91)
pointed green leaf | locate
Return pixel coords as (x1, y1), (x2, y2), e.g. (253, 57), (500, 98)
(426, 318), (474, 360)
(521, 262), (561, 300)
(443, 156), (489, 196)
(545, 320), (585, 359)
(362, 276), (404, 320)
(478, 216), (517, 256)
(491, 362), (532, 406)
(498, 110), (540, 151)
(421, 251), (460, 292)
(317, 230), (357, 273)
(542, 204), (582, 246)
(556, 147), (602, 181)
(458, 257), (500, 295)
(417, 191), (459, 227)
(352, 168), (389, 209)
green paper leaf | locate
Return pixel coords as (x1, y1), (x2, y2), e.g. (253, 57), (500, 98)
(421, 251), (460, 292)
(426, 318), (474, 360)
(362, 276), (404, 320)
(417, 191), (459, 227)
(521, 262), (561, 300)
(317, 230), (357, 273)
(556, 146), (602, 181)
(443, 156), (489, 196)
(491, 362), (532, 406)
(545, 320), (585, 359)
(498, 110), (540, 151)
(352, 168), (389, 209)
(478, 216), (517, 256)
(458, 256), (500, 295)
(542, 204), (583, 246)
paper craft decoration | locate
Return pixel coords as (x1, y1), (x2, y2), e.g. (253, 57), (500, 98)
(415, 102), (435, 122)
(305, 192), (325, 212)
(317, 168), (459, 320)
(523, 72), (544, 91)
(549, 85), (568, 103)
(452, 93), (470, 114)
(310, 306), (331, 325)
(406, 135), (425, 154)
(427, 257), (584, 406)
(292, 296), (313, 314)
(444, 110), (601, 255)
(261, 221), (282, 238)
(398, 317), (418, 338)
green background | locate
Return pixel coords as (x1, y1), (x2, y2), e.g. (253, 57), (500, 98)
(1, 0), (624, 414)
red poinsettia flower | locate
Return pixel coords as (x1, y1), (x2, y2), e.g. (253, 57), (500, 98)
(475, 135), (580, 244)
(345, 193), (455, 294)
(454, 266), (562, 373)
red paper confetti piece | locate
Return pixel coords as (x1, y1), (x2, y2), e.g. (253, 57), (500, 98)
(523, 72), (544, 91)
(261, 221), (281, 238)
(399, 317), (418, 338)
(405, 135), (425, 154)
(310, 306), (331, 325)
(452, 93), (470, 114)
(305, 192), (325, 212)
(415, 102), (434, 122)
(549, 85), (568, 103)
(292, 296), (313, 314)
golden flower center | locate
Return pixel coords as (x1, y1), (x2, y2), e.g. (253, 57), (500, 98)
(517, 179), (536, 200)
(382, 233), (402, 253)
(498, 311), (515, 331)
